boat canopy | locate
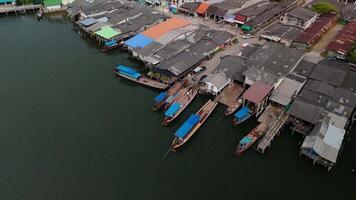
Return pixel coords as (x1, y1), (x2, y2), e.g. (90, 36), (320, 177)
(175, 114), (200, 139)
(116, 65), (141, 79)
(105, 39), (117, 47)
(239, 136), (253, 145)
(165, 102), (181, 117)
(234, 106), (250, 119)
(116, 65), (137, 74)
(154, 92), (167, 103)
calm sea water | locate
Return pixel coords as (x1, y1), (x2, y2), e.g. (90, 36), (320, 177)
(0, 15), (355, 200)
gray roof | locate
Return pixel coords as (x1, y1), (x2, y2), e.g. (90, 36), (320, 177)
(214, 55), (247, 80)
(247, 42), (304, 78)
(332, 87), (356, 108)
(179, 2), (201, 13)
(152, 30), (232, 77)
(242, 67), (279, 86)
(326, 100), (354, 119)
(112, 12), (163, 38)
(341, 69), (356, 92)
(301, 119), (345, 163)
(262, 23), (302, 41)
(239, 44), (259, 59)
(270, 78), (304, 105)
(304, 79), (335, 97)
(285, 7), (317, 21)
(288, 99), (325, 124)
(309, 59), (348, 87)
(244, 3), (286, 28)
(290, 60), (315, 78)
(298, 88), (330, 107)
(202, 72), (230, 89)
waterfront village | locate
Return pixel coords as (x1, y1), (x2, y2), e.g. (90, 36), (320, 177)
(2, 0), (356, 171)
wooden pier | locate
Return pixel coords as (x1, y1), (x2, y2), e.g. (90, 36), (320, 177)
(257, 107), (289, 154)
(216, 82), (244, 106)
(0, 3), (42, 15)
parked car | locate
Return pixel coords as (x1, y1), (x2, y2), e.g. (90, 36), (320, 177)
(192, 66), (207, 75)
(242, 34), (254, 39)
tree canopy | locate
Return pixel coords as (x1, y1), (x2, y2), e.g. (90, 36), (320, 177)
(312, 2), (338, 15)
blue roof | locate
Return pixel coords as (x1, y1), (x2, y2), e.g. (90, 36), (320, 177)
(124, 34), (153, 48)
(234, 106), (250, 119)
(105, 39), (117, 47)
(154, 92), (167, 103)
(79, 18), (96, 27)
(239, 136), (253, 145)
(175, 114), (200, 139)
(165, 102), (181, 117)
(0, 0), (15, 3)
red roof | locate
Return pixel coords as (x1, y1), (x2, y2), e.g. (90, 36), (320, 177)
(326, 19), (356, 55)
(243, 82), (273, 104)
(196, 2), (209, 14)
(294, 14), (338, 45)
(235, 15), (247, 23)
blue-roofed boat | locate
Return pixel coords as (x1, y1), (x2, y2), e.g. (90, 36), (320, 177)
(152, 80), (185, 111)
(162, 87), (198, 125)
(233, 104), (256, 125)
(101, 39), (122, 52)
(115, 65), (168, 90)
(234, 123), (268, 155)
(171, 100), (218, 151)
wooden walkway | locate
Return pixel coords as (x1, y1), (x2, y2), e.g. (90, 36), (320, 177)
(257, 109), (289, 154)
(217, 82), (244, 107)
(0, 4), (42, 14)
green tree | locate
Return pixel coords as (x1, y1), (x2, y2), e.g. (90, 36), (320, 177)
(312, 2), (338, 15)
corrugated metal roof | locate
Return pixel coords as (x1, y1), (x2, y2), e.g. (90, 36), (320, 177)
(243, 81), (273, 104)
(141, 18), (190, 39)
(326, 19), (356, 55)
(270, 78), (304, 106)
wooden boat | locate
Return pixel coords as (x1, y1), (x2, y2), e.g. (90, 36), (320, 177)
(163, 86), (191, 110)
(233, 104), (256, 125)
(171, 100), (218, 151)
(162, 87), (198, 125)
(152, 80), (186, 111)
(115, 65), (168, 90)
(234, 123), (268, 155)
(101, 40), (122, 52)
(225, 98), (243, 116)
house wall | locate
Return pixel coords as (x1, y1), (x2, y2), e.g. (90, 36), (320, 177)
(281, 14), (318, 30)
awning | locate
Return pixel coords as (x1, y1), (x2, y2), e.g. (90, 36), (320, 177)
(241, 24), (252, 31)
(196, 2), (209, 15)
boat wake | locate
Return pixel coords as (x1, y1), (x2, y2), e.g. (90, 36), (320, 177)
(155, 149), (170, 168)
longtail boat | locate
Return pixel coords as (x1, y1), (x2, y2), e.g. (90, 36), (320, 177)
(162, 87), (198, 125)
(115, 65), (168, 90)
(225, 98), (243, 116)
(163, 87), (191, 110)
(102, 40), (122, 52)
(171, 100), (218, 151)
(152, 81), (185, 111)
(233, 104), (256, 125)
(234, 123), (268, 155)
